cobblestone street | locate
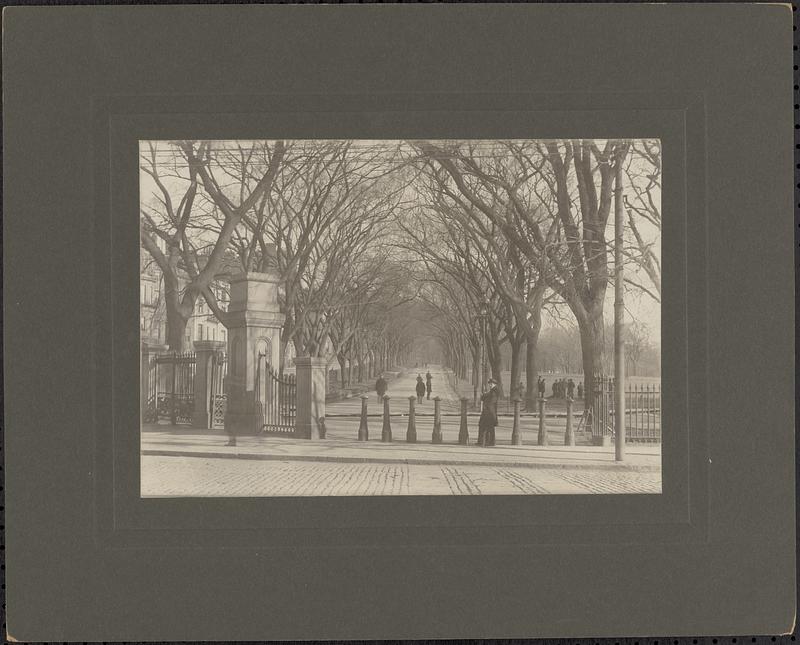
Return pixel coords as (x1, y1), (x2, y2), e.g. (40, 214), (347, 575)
(141, 455), (661, 496)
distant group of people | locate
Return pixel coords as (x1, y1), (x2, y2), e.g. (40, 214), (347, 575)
(374, 370), (434, 404)
(538, 376), (582, 400)
(415, 371), (433, 403)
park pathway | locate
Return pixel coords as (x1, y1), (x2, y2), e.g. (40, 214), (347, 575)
(326, 365), (462, 418)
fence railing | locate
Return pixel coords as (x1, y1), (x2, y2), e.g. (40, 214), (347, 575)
(151, 351), (197, 425)
(590, 375), (661, 443)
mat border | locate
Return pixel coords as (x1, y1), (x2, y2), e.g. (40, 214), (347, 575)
(94, 92), (704, 548)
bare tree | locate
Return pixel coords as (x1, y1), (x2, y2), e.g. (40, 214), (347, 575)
(139, 140), (285, 350)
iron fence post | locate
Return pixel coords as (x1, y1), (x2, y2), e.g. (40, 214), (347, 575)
(458, 397), (469, 445)
(537, 396), (548, 446)
(381, 395), (392, 442)
(511, 398), (522, 445)
(565, 396), (575, 446)
(406, 396), (417, 443)
(432, 397), (443, 444)
(358, 395), (369, 441)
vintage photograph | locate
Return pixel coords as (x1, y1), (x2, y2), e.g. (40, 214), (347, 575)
(140, 139), (662, 496)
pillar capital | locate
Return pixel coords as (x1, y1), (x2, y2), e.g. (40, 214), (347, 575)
(293, 356), (328, 368)
(141, 339), (167, 354)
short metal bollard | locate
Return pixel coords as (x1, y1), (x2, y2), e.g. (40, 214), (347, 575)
(381, 395), (392, 442)
(538, 396), (548, 446)
(458, 397), (470, 445)
(432, 396), (443, 444)
(406, 395), (417, 443)
(565, 397), (575, 446)
(511, 397), (522, 445)
(358, 395), (369, 441)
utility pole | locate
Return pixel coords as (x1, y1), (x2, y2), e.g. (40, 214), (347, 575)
(614, 143), (627, 462)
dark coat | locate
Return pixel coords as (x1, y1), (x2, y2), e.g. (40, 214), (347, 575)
(479, 386), (499, 427)
(376, 377), (387, 395)
(415, 380), (426, 397)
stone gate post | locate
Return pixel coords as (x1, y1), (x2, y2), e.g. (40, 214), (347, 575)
(224, 272), (285, 437)
(295, 357), (327, 439)
(193, 339), (226, 429)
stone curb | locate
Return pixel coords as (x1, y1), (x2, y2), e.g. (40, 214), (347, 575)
(141, 448), (661, 472)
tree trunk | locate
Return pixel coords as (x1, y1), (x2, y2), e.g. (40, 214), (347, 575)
(577, 310), (604, 409)
(524, 328), (542, 411)
(489, 346), (503, 397)
(509, 338), (523, 402)
(337, 355), (347, 389)
(166, 312), (190, 352)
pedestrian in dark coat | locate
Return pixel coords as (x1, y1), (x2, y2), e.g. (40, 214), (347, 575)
(478, 378), (500, 447)
(538, 376), (546, 398)
(567, 378), (575, 399)
(415, 375), (426, 403)
(425, 371), (433, 399)
(376, 375), (387, 403)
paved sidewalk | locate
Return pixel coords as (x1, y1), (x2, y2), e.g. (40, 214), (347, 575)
(141, 427), (660, 471)
(141, 456), (662, 497)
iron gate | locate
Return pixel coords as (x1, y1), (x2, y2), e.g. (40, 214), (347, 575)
(146, 351), (196, 425)
(256, 351), (296, 434)
(209, 351), (227, 429)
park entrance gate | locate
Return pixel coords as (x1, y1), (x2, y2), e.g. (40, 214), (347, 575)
(255, 351), (297, 435)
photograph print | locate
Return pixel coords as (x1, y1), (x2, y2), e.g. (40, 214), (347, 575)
(140, 139), (662, 497)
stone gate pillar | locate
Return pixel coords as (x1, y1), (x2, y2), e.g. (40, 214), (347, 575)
(295, 357), (327, 439)
(193, 339), (226, 429)
(224, 272), (285, 436)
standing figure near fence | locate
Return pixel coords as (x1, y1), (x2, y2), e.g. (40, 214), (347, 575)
(425, 371), (433, 400)
(415, 375), (426, 404)
(375, 374), (387, 403)
(477, 378), (500, 447)
(567, 378), (575, 399)
(538, 376), (546, 399)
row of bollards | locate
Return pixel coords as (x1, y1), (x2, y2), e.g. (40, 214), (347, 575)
(358, 395), (576, 446)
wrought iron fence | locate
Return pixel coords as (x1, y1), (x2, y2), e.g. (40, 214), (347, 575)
(256, 352), (297, 435)
(149, 351), (197, 425)
(589, 374), (661, 443)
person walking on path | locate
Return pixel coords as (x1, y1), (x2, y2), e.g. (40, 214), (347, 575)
(567, 378), (575, 399)
(538, 376), (546, 399)
(478, 378), (500, 447)
(415, 375), (426, 404)
(425, 371), (433, 400)
(375, 375), (387, 403)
